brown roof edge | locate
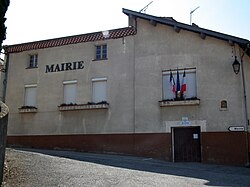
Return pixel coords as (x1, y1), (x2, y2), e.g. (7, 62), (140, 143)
(3, 27), (136, 54)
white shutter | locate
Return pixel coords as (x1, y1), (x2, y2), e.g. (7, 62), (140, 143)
(92, 79), (107, 103)
(163, 74), (174, 100)
(25, 86), (37, 106)
(63, 82), (77, 104)
(184, 71), (197, 98)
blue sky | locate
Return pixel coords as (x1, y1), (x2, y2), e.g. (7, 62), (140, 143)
(4, 0), (250, 45)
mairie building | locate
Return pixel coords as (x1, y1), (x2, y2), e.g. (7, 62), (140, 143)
(2, 9), (250, 166)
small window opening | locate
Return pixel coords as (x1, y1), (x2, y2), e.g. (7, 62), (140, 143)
(220, 100), (228, 110)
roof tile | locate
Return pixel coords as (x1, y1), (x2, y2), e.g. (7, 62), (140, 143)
(4, 27), (136, 53)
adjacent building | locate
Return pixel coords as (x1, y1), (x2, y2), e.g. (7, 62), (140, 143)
(3, 9), (250, 165)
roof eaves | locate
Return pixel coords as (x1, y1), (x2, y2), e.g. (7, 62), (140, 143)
(123, 8), (250, 56)
(4, 27), (136, 54)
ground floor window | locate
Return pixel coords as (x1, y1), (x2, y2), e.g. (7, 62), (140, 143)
(24, 84), (37, 106)
(92, 77), (107, 103)
(63, 80), (77, 104)
(162, 68), (197, 100)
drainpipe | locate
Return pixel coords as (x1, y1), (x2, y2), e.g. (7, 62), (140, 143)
(132, 26), (136, 154)
(239, 44), (250, 166)
(2, 52), (9, 102)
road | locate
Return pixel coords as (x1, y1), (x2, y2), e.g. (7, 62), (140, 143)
(3, 148), (250, 187)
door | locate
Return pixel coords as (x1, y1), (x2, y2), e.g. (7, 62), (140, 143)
(173, 127), (201, 162)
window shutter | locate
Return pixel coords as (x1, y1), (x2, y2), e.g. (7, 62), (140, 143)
(63, 82), (77, 104)
(92, 79), (107, 103)
(163, 75), (173, 100)
(185, 71), (197, 98)
(25, 86), (37, 106)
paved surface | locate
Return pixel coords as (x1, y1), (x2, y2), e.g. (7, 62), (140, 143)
(3, 148), (250, 186)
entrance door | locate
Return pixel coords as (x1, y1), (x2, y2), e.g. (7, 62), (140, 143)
(173, 127), (201, 162)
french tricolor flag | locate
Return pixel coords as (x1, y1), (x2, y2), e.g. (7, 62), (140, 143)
(170, 71), (176, 93)
(181, 70), (186, 93)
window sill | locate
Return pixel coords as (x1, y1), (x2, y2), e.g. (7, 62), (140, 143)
(159, 99), (200, 107)
(220, 108), (228, 111)
(58, 103), (109, 111)
(18, 107), (38, 113)
(26, 66), (38, 69)
(92, 58), (108, 62)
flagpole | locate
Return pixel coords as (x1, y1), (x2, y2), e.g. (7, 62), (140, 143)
(176, 68), (181, 100)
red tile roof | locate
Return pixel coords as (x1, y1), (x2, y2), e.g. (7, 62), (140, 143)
(4, 27), (136, 53)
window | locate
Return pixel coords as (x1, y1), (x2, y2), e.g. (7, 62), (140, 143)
(95, 44), (107, 60)
(63, 80), (77, 104)
(220, 100), (228, 111)
(28, 54), (38, 68)
(162, 68), (197, 100)
(92, 77), (107, 103)
(24, 84), (37, 106)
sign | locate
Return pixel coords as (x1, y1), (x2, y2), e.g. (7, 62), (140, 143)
(180, 117), (191, 125)
(45, 61), (84, 73)
(193, 134), (198, 139)
(228, 126), (245, 132)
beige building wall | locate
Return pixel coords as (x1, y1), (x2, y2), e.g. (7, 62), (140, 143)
(5, 17), (250, 137)
(6, 35), (136, 135)
(133, 18), (246, 133)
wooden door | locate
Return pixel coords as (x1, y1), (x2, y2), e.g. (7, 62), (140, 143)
(173, 127), (201, 162)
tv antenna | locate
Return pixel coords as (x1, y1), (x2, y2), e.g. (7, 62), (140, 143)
(190, 6), (200, 25)
(139, 1), (153, 13)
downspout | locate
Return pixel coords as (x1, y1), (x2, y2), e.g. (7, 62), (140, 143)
(2, 52), (9, 102)
(133, 35), (136, 135)
(132, 19), (137, 154)
(239, 43), (250, 166)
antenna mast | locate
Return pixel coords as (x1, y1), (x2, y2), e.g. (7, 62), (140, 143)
(139, 1), (153, 13)
(190, 6), (200, 25)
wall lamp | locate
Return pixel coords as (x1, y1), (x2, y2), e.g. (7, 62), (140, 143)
(232, 56), (240, 74)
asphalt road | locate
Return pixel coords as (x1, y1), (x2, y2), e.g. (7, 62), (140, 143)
(4, 148), (250, 187)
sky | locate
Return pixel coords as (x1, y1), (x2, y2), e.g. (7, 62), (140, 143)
(3, 0), (250, 45)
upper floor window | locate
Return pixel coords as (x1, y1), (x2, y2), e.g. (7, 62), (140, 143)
(162, 68), (197, 101)
(28, 54), (38, 68)
(95, 44), (107, 60)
